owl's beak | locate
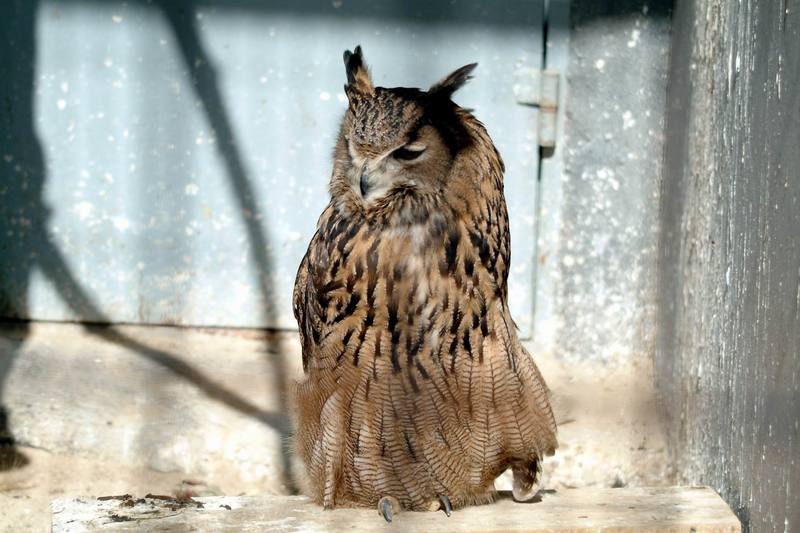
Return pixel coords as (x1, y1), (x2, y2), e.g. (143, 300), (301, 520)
(359, 167), (370, 197)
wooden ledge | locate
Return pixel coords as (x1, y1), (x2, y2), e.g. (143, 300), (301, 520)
(51, 486), (741, 532)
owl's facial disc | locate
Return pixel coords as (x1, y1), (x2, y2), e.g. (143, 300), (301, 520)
(350, 139), (435, 201)
(337, 48), (478, 206)
(348, 122), (452, 203)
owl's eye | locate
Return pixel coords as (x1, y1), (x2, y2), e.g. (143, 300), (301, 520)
(392, 146), (425, 161)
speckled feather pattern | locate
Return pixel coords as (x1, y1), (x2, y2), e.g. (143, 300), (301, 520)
(292, 57), (557, 512)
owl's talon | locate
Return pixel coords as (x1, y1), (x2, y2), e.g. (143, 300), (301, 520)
(439, 495), (452, 517)
(378, 496), (400, 523)
(512, 459), (541, 502)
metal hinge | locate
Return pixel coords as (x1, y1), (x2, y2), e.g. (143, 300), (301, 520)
(512, 68), (560, 148)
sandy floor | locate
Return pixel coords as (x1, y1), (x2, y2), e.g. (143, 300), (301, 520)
(0, 329), (672, 532)
(536, 353), (674, 490)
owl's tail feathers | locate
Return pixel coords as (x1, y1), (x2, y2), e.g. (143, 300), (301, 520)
(516, 341), (558, 452)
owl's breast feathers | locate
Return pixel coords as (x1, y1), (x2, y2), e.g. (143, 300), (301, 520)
(292, 115), (556, 510)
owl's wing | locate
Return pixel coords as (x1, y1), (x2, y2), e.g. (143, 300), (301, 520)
(293, 247), (311, 372)
(293, 203), (356, 374)
(437, 140), (557, 458)
(293, 227), (327, 374)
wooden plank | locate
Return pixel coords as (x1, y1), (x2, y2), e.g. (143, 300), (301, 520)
(51, 486), (740, 532)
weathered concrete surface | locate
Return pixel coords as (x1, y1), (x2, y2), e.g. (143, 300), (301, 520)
(657, 1), (800, 531)
(0, 322), (671, 530)
(0, 322), (302, 493)
(533, 0), (673, 364)
(51, 487), (741, 533)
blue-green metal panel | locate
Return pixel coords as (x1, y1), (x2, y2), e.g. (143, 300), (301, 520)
(0, 0), (543, 334)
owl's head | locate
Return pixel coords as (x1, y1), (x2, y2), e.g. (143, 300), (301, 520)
(337, 46), (477, 203)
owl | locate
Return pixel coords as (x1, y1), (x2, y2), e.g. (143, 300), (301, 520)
(292, 46), (557, 521)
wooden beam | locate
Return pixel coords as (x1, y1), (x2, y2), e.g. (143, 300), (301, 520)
(52, 486), (740, 532)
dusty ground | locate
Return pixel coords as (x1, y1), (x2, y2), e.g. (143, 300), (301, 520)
(1, 447), (207, 532)
(0, 325), (672, 532)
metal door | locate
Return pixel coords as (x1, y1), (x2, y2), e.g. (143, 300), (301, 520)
(0, 0), (545, 336)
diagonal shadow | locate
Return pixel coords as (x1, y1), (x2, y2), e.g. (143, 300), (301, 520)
(39, 241), (289, 433)
(0, 0), (293, 483)
(154, 0), (295, 492)
(1, 0), (561, 488)
(0, 0), (41, 472)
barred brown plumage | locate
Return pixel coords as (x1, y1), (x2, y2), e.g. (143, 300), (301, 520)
(292, 46), (557, 520)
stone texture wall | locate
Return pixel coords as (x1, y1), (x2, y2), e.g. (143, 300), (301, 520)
(657, 0), (800, 531)
(533, 0), (673, 364)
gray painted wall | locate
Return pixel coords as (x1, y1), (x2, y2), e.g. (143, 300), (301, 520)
(657, 0), (800, 531)
(532, 0), (673, 363)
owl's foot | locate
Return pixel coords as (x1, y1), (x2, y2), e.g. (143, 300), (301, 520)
(512, 459), (541, 502)
(425, 495), (452, 516)
(378, 496), (401, 523)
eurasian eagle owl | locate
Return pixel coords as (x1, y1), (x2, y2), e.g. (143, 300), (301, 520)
(293, 46), (557, 521)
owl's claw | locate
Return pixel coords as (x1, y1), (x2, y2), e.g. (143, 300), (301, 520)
(381, 499), (392, 522)
(512, 459), (541, 502)
(378, 496), (400, 523)
(439, 495), (452, 517)
(425, 495), (453, 516)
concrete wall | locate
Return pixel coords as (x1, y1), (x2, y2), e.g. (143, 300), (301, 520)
(533, 0), (673, 363)
(657, 0), (800, 531)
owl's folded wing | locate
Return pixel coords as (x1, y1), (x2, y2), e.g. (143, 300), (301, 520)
(294, 231), (327, 374)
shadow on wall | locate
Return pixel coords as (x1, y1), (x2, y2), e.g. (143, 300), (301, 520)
(0, 0), (570, 489)
(0, 0), (294, 488)
(568, 0), (672, 23)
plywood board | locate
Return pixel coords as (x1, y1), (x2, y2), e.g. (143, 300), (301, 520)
(51, 486), (740, 532)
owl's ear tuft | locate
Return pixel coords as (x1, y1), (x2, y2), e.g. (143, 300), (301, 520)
(343, 45), (374, 95)
(429, 63), (477, 99)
